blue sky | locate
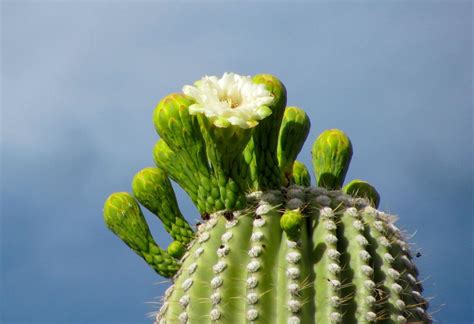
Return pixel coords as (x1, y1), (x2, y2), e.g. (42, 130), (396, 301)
(1, 1), (472, 323)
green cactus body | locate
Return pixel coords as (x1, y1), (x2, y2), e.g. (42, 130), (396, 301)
(103, 73), (430, 323)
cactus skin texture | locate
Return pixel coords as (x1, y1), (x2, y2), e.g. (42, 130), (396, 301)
(103, 73), (431, 323)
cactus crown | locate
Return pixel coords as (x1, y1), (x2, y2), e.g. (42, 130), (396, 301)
(104, 73), (430, 323)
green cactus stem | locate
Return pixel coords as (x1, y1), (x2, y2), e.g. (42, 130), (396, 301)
(155, 188), (430, 323)
(103, 73), (431, 323)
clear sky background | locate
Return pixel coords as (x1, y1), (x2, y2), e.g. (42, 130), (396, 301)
(1, 1), (472, 323)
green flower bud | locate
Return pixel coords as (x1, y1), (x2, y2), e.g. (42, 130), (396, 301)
(103, 192), (179, 278)
(278, 107), (311, 186)
(312, 129), (352, 190)
(132, 167), (194, 244)
(343, 179), (380, 208)
(103, 192), (153, 253)
(280, 209), (304, 240)
(292, 161), (311, 187)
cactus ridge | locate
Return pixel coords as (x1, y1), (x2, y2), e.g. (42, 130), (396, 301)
(103, 73), (431, 323)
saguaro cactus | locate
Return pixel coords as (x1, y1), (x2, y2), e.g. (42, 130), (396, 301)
(103, 73), (430, 323)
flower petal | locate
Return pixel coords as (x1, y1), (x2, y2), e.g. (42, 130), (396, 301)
(182, 73), (274, 128)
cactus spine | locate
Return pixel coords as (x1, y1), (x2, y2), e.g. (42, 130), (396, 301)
(103, 73), (430, 323)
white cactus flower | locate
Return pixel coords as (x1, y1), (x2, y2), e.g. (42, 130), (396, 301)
(182, 73), (274, 128)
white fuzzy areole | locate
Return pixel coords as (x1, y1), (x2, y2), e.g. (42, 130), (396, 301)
(365, 296), (376, 305)
(246, 276), (258, 289)
(210, 308), (221, 321)
(330, 296), (340, 307)
(327, 249), (341, 260)
(247, 260), (261, 273)
(248, 245), (263, 258)
(359, 250), (371, 261)
(395, 299), (406, 310)
(325, 234), (338, 244)
(194, 247), (204, 258)
(206, 216), (218, 229)
(364, 280), (375, 290)
(329, 279), (341, 289)
(319, 206), (334, 217)
(182, 278), (193, 291)
(286, 251), (302, 264)
(247, 293), (258, 304)
(179, 295), (190, 308)
(366, 311), (377, 321)
(391, 283), (403, 293)
(221, 231), (233, 242)
(401, 255), (413, 268)
(325, 220), (337, 231)
(383, 253), (395, 263)
(212, 261), (227, 274)
(225, 218), (239, 229)
(329, 312), (342, 323)
(188, 263), (198, 275)
(379, 236), (391, 247)
(388, 268), (401, 279)
(288, 299), (301, 313)
(288, 283), (300, 295)
(352, 220), (364, 231)
(407, 273), (418, 286)
(363, 206), (377, 216)
(328, 263), (341, 274)
(288, 316), (301, 324)
(251, 231), (264, 242)
(159, 302), (169, 314)
(415, 307), (426, 314)
(361, 265), (374, 276)
(210, 292), (221, 305)
(164, 286), (174, 299)
(255, 204), (272, 216)
(253, 217), (266, 227)
(217, 245), (230, 257)
(178, 312), (188, 324)
(373, 220), (384, 232)
(356, 235), (369, 246)
(211, 276), (223, 289)
(412, 290), (424, 302)
(346, 207), (358, 217)
(287, 240), (299, 249)
(246, 309), (259, 321)
(287, 267), (301, 279)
